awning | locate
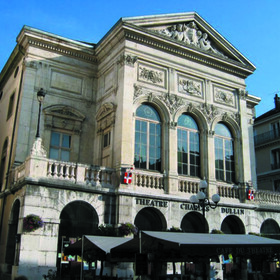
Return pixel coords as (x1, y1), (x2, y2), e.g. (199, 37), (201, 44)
(65, 232), (280, 261)
(65, 235), (133, 260)
(139, 231), (280, 258)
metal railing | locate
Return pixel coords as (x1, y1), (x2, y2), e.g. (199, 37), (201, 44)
(254, 129), (280, 146)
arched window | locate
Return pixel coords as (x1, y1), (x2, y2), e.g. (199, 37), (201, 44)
(214, 123), (235, 183)
(134, 104), (161, 171)
(177, 114), (200, 176)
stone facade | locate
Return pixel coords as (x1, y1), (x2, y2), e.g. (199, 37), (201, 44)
(0, 12), (279, 280)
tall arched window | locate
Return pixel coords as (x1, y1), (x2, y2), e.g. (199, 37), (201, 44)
(214, 123), (235, 183)
(177, 114), (200, 176)
(134, 104), (161, 171)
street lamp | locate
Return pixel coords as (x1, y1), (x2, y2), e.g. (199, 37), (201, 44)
(36, 88), (46, 138)
(189, 179), (220, 218)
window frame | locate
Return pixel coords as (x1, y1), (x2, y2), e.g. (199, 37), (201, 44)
(177, 114), (200, 177)
(103, 131), (111, 149)
(271, 148), (280, 170)
(214, 123), (235, 183)
(134, 104), (162, 172)
(7, 93), (15, 120)
(49, 131), (72, 162)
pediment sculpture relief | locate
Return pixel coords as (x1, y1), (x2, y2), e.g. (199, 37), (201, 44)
(155, 22), (227, 58)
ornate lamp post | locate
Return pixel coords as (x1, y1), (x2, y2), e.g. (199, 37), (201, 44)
(189, 179), (220, 218)
(35, 88), (46, 138)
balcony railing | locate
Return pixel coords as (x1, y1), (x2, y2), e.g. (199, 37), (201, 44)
(254, 190), (280, 204)
(217, 183), (240, 199)
(254, 129), (280, 146)
(133, 170), (165, 190)
(178, 177), (199, 194)
(11, 156), (117, 190)
(8, 149), (280, 209)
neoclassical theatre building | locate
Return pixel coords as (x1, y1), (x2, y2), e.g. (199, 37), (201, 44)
(0, 12), (279, 280)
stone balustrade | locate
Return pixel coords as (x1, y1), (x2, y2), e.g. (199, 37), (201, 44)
(254, 190), (280, 204)
(9, 154), (280, 208)
(217, 184), (240, 199)
(133, 170), (165, 190)
(47, 160), (76, 181)
(10, 155), (117, 190)
(178, 177), (199, 194)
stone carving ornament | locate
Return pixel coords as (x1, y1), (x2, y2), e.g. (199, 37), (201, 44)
(200, 103), (218, 123)
(155, 22), (226, 58)
(179, 78), (202, 96)
(118, 54), (137, 67)
(215, 90), (234, 105)
(158, 93), (184, 114)
(139, 66), (163, 84)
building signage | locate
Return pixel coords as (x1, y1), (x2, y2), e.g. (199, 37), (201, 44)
(135, 198), (168, 208)
(216, 246), (274, 256)
(221, 207), (244, 215)
(180, 203), (210, 212)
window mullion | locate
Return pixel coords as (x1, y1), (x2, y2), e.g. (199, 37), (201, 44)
(223, 139), (226, 180)
(147, 122), (150, 169)
(187, 130), (190, 175)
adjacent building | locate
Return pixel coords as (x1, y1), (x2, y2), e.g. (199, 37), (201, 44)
(0, 12), (279, 280)
(254, 94), (280, 191)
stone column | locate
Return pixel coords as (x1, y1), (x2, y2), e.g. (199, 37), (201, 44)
(167, 122), (178, 194)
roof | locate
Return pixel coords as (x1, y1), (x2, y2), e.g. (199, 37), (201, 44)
(255, 108), (280, 122)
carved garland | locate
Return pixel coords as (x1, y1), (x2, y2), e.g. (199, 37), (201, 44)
(139, 66), (163, 84)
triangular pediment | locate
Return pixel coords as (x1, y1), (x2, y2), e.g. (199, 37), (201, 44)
(122, 12), (255, 72)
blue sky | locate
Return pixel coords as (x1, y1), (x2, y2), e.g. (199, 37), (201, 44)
(1, 0), (279, 117)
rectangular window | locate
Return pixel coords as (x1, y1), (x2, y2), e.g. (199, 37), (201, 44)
(7, 93), (15, 120)
(50, 132), (71, 161)
(271, 122), (280, 137)
(274, 180), (280, 192)
(271, 148), (280, 170)
(103, 131), (111, 148)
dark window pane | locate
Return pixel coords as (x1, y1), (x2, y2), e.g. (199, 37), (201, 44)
(62, 135), (71, 148)
(51, 132), (60, 146)
(50, 148), (59, 160)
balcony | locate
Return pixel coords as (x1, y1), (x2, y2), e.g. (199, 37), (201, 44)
(5, 139), (280, 210)
(254, 129), (280, 147)
(10, 156), (118, 192)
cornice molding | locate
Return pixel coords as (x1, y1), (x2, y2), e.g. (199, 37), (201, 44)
(27, 39), (97, 63)
(124, 29), (254, 78)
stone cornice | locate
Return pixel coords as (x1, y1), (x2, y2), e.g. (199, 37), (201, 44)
(27, 39), (97, 63)
(123, 27), (254, 78)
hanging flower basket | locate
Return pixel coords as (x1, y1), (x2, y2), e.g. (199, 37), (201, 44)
(23, 214), (44, 232)
(118, 222), (138, 237)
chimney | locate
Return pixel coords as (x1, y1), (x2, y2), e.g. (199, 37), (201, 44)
(275, 94), (280, 110)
